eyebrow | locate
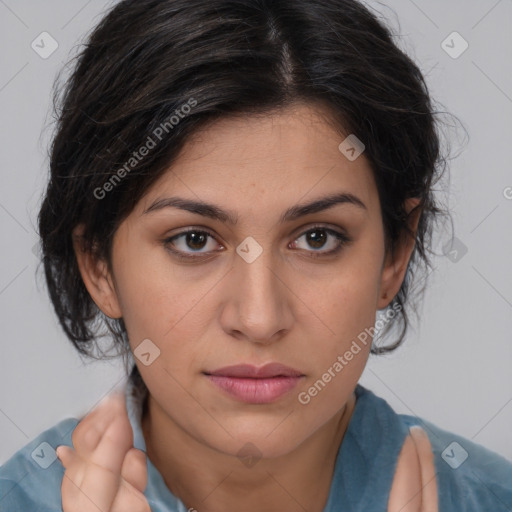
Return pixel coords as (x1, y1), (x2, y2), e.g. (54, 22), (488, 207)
(142, 192), (367, 224)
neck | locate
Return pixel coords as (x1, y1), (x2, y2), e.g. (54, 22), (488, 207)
(141, 392), (356, 512)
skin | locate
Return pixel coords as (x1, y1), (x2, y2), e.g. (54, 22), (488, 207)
(56, 392), (150, 512)
(69, 101), (424, 512)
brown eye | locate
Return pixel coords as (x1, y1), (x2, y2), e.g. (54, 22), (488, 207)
(305, 229), (328, 249)
(164, 229), (222, 260)
(290, 226), (351, 258)
(181, 231), (209, 251)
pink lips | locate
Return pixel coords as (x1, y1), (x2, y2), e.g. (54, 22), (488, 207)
(204, 363), (304, 404)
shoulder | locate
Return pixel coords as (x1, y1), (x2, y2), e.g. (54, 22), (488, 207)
(350, 385), (512, 511)
(399, 413), (512, 512)
(0, 417), (79, 511)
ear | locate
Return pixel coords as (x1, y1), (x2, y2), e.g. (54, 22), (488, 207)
(377, 198), (422, 310)
(72, 224), (122, 319)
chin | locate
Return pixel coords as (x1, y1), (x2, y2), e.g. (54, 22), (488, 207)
(221, 440), (297, 464)
(213, 425), (306, 461)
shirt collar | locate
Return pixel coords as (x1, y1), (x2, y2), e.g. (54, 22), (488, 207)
(123, 376), (189, 512)
(124, 376), (147, 453)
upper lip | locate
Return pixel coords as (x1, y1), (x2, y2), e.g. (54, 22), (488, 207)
(205, 363), (304, 378)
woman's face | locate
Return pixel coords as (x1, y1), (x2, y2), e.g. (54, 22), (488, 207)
(76, 102), (418, 458)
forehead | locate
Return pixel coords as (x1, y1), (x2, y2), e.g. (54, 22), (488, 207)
(136, 102), (378, 218)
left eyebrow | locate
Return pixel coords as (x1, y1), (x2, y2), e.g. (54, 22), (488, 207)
(142, 192), (367, 225)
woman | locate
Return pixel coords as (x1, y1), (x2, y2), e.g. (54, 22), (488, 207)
(1, 0), (510, 511)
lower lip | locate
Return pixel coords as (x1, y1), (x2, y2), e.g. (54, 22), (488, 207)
(205, 375), (302, 404)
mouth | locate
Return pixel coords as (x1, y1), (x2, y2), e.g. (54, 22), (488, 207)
(203, 363), (305, 404)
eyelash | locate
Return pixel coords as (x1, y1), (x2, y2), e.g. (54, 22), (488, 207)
(163, 225), (352, 262)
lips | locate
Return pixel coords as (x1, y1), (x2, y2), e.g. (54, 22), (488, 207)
(204, 363), (304, 379)
(204, 363), (305, 404)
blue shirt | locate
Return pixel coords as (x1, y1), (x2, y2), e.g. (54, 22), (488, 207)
(1, 380), (511, 511)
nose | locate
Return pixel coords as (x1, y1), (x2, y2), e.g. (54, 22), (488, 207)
(219, 244), (294, 345)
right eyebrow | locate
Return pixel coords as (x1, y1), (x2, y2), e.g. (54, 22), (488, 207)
(142, 191), (367, 225)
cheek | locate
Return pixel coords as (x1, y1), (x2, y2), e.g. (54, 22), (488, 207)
(294, 270), (377, 417)
(295, 241), (382, 385)
(115, 253), (209, 407)
(315, 252), (382, 341)
(112, 245), (204, 352)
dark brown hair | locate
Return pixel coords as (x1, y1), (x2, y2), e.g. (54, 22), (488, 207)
(37, 0), (459, 395)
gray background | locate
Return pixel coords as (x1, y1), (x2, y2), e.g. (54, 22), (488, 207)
(0, 0), (511, 465)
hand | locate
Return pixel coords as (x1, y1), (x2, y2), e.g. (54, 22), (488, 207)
(387, 426), (438, 512)
(56, 390), (150, 512)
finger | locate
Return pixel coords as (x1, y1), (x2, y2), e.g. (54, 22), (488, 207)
(87, 393), (134, 473)
(56, 445), (82, 474)
(110, 478), (151, 512)
(61, 460), (122, 512)
(72, 391), (128, 459)
(72, 421), (105, 460)
(57, 445), (106, 512)
(76, 403), (135, 511)
(120, 448), (148, 494)
(409, 426), (438, 512)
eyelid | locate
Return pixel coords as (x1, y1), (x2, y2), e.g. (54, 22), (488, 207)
(164, 226), (221, 245)
(165, 222), (348, 240)
(163, 223), (351, 260)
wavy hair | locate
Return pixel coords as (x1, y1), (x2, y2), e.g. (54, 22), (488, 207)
(37, 0), (460, 396)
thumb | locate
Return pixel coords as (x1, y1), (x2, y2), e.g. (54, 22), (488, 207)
(121, 447), (148, 494)
(56, 445), (79, 469)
